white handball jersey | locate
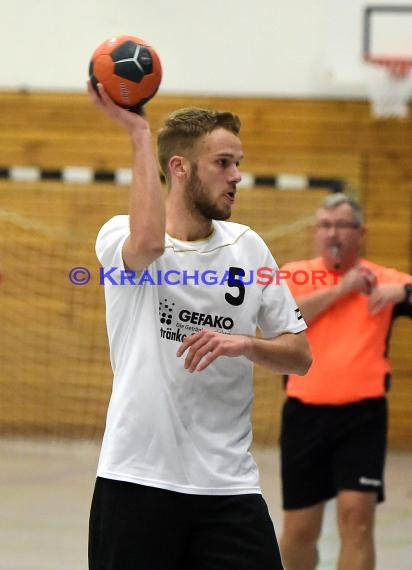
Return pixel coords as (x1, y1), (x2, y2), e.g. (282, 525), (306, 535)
(95, 215), (306, 495)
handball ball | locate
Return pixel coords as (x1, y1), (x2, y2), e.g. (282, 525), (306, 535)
(89, 35), (162, 110)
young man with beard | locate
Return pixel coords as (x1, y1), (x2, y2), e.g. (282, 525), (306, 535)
(87, 82), (312, 570)
(279, 193), (412, 570)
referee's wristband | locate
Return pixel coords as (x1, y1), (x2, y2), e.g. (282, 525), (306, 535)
(404, 283), (412, 303)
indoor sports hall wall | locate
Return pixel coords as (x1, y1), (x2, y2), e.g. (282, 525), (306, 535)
(0, 91), (411, 447)
(2, 0), (412, 98)
(0, 0), (411, 447)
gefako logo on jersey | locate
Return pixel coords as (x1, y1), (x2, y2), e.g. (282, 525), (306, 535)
(178, 310), (234, 330)
(158, 299), (234, 344)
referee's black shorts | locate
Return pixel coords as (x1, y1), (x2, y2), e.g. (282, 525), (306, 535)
(89, 477), (284, 569)
(280, 397), (388, 510)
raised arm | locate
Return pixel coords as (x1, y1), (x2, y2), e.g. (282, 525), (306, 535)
(88, 81), (165, 271)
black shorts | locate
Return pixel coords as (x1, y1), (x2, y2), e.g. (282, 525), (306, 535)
(89, 477), (283, 570)
(280, 397), (388, 510)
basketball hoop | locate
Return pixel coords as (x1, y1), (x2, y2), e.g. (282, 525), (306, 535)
(365, 56), (412, 119)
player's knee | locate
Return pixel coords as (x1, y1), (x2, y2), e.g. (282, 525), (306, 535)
(280, 529), (319, 570)
(338, 503), (374, 541)
(282, 521), (320, 546)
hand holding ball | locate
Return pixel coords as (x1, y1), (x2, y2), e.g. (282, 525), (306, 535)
(89, 35), (162, 111)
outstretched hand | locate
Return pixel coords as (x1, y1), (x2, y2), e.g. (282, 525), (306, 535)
(368, 283), (406, 315)
(86, 80), (149, 135)
(176, 330), (248, 372)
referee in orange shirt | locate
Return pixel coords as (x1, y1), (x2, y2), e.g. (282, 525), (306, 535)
(279, 193), (412, 570)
